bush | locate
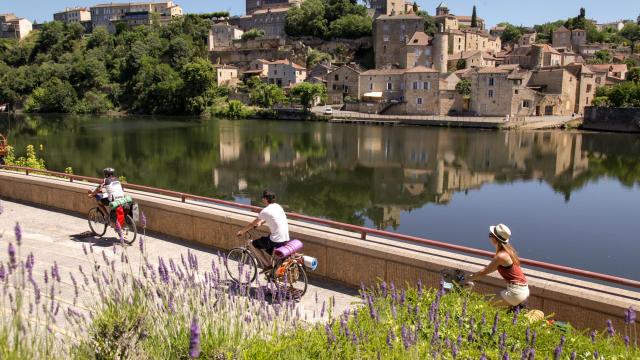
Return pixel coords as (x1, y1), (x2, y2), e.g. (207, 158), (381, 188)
(210, 99), (255, 119)
(241, 28), (265, 41)
(74, 91), (114, 114)
(24, 78), (78, 113)
(3, 144), (45, 170)
(329, 14), (372, 39)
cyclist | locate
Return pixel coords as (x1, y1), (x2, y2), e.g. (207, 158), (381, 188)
(236, 190), (290, 271)
(88, 168), (126, 217)
(468, 223), (529, 309)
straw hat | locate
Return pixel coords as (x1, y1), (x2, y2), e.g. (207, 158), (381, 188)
(489, 224), (511, 244)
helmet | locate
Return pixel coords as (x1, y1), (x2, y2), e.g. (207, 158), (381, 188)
(103, 167), (116, 177)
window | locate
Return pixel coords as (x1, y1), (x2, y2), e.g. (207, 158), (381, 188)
(413, 81), (418, 90)
(387, 82), (392, 90)
(488, 89), (494, 98)
(586, 84), (592, 93)
(334, 75), (339, 81)
(514, 89), (519, 94)
(369, 83), (373, 90)
(383, 36), (389, 42)
(488, 77), (495, 86)
(522, 100), (530, 108)
(332, 84), (337, 90)
(417, 97), (423, 105)
(424, 82), (431, 90)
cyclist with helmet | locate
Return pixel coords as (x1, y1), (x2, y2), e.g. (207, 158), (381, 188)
(88, 168), (126, 216)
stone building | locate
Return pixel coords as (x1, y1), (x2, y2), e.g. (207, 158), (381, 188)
(552, 26), (586, 51)
(402, 66), (440, 115)
(358, 68), (406, 101)
(327, 64), (364, 104)
(373, 13), (424, 68)
(208, 21), (243, 51)
(504, 44), (562, 69)
(215, 65), (240, 87)
(588, 63), (628, 86)
(370, 0), (416, 17)
(53, 7), (91, 23)
(308, 62), (338, 84)
(267, 59), (307, 87)
(90, 1), (182, 32)
(402, 31), (432, 68)
(447, 28), (501, 55)
(0, 14), (32, 39)
(235, 7), (289, 39)
(246, 0), (301, 15)
(518, 32), (537, 47)
(244, 59), (272, 78)
(448, 50), (496, 70)
(435, 2), (485, 30)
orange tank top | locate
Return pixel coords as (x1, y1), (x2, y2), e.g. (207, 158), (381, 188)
(497, 263), (527, 285)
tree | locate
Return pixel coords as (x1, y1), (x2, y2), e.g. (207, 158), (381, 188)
(306, 49), (331, 68)
(285, 0), (328, 38)
(181, 58), (217, 114)
(620, 23), (640, 54)
(290, 83), (326, 111)
(627, 67), (640, 84)
(588, 50), (612, 64)
(250, 80), (287, 108)
(24, 78), (78, 113)
(501, 24), (523, 43)
(471, 6), (478, 28)
(455, 79), (471, 99)
(241, 29), (265, 41)
(412, 2), (419, 13)
(329, 14), (372, 39)
(417, 11), (438, 36)
(456, 59), (466, 70)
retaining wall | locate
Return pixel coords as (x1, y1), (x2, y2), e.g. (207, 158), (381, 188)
(1, 170), (638, 339)
(583, 106), (640, 133)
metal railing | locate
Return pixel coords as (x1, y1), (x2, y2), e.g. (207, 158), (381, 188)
(1, 164), (639, 289)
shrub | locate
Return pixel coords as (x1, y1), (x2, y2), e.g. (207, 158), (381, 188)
(241, 29), (265, 41)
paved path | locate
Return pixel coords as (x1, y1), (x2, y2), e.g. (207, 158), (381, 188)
(0, 199), (359, 330)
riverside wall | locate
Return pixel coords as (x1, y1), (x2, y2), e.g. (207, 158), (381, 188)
(583, 106), (640, 133)
(1, 170), (638, 339)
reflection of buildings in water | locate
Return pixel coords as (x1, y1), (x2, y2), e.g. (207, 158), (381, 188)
(219, 124), (242, 162)
(215, 121), (591, 228)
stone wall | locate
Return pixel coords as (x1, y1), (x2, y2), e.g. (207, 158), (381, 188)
(0, 170), (638, 339)
(583, 107), (640, 133)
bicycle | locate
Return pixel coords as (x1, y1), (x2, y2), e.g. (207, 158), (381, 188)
(87, 200), (137, 245)
(225, 230), (308, 299)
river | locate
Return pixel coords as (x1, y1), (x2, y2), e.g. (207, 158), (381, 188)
(2, 114), (640, 280)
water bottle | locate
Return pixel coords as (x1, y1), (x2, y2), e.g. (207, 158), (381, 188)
(302, 256), (318, 271)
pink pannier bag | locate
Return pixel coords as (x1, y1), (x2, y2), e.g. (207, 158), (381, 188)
(274, 239), (303, 259)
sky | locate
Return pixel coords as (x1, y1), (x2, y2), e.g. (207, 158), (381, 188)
(1, 0), (638, 28)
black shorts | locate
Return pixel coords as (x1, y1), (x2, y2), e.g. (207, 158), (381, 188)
(252, 236), (289, 255)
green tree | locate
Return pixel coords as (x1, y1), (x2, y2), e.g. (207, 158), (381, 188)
(417, 11), (438, 36)
(588, 50), (612, 64)
(455, 79), (471, 99)
(329, 14), (372, 39)
(306, 49), (332, 68)
(241, 29), (265, 41)
(25, 78), (78, 113)
(627, 67), (640, 83)
(290, 83), (326, 111)
(500, 24), (523, 43)
(249, 80), (287, 108)
(620, 23), (640, 53)
(181, 58), (217, 114)
(471, 6), (478, 28)
(285, 0), (328, 38)
(412, 2), (418, 13)
(456, 59), (466, 70)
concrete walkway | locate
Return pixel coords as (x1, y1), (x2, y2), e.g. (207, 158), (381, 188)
(0, 199), (359, 330)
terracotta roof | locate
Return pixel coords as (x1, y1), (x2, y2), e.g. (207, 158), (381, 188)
(536, 44), (561, 55)
(477, 67), (511, 74)
(361, 68), (406, 76)
(404, 66), (438, 73)
(269, 59), (307, 70)
(407, 32), (429, 46)
(588, 64), (628, 76)
(457, 15), (484, 22)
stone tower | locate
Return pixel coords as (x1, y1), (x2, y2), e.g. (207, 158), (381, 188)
(436, 2), (449, 16)
(433, 25), (449, 74)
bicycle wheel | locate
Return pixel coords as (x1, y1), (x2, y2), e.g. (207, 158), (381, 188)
(274, 261), (308, 299)
(88, 207), (108, 237)
(121, 215), (137, 245)
(225, 248), (258, 285)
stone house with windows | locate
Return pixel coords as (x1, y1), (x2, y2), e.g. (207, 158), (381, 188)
(447, 29), (501, 56)
(327, 64), (364, 104)
(267, 60), (307, 88)
(0, 13), (32, 39)
(308, 62), (338, 84)
(215, 65), (239, 87)
(518, 32), (537, 47)
(358, 68), (406, 102)
(402, 32), (433, 68)
(434, 2), (485, 30)
(370, 0), (416, 17)
(403, 66), (441, 115)
(208, 21), (243, 51)
(53, 7), (91, 24)
(90, 1), (182, 32)
(552, 26), (586, 52)
(244, 59), (272, 79)
(504, 44), (562, 69)
(448, 50), (496, 70)
(588, 64), (627, 82)
(235, 7), (289, 39)
(373, 13), (424, 68)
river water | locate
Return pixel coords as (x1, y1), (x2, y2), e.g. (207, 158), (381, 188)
(2, 114), (639, 280)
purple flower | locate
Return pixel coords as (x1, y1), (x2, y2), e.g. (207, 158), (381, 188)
(401, 325), (410, 349)
(52, 262), (60, 282)
(480, 354), (487, 360)
(625, 306), (636, 325)
(140, 211), (147, 228)
(451, 343), (458, 359)
(457, 334), (462, 348)
(531, 331), (537, 346)
(14, 222), (22, 246)
(386, 330), (394, 348)
(417, 278), (423, 296)
(324, 324), (336, 345)
(503, 352), (510, 360)
(491, 312), (499, 336)
(0, 264), (5, 281)
(380, 281), (387, 298)
(512, 306), (520, 324)
(590, 330), (596, 343)
(158, 257), (169, 284)
(553, 345), (562, 360)
(8, 243), (16, 268)
(139, 236), (144, 253)
(525, 327), (530, 344)
(321, 300), (326, 318)
(606, 319), (614, 336)
(593, 350), (599, 359)
(527, 348), (535, 360)
(570, 351), (576, 360)
(624, 335), (630, 348)
(189, 317), (200, 358)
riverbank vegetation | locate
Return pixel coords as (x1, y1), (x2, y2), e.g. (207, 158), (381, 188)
(0, 16), (228, 116)
(592, 69), (640, 107)
(0, 215), (637, 359)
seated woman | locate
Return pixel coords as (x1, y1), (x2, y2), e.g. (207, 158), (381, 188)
(468, 223), (529, 309)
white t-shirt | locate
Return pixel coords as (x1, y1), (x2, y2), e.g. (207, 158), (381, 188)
(258, 203), (290, 243)
(102, 178), (125, 201)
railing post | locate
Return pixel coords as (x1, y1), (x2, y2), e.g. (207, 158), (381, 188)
(25, 169), (29, 175)
(181, 194), (186, 203)
(361, 231), (367, 240)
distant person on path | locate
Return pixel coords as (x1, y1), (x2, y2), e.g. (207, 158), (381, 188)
(468, 223), (529, 308)
(236, 190), (290, 271)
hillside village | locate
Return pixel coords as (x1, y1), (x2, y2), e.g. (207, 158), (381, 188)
(2, 1), (640, 117)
